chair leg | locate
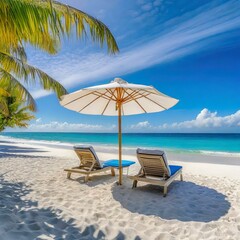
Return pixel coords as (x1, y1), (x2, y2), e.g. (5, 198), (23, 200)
(67, 172), (71, 179)
(111, 168), (115, 176)
(180, 173), (183, 181)
(132, 180), (138, 188)
(163, 186), (167, 197)
(84, 175), (89, 182)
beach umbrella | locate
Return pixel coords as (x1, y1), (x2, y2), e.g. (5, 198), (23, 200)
(60, 78), (178, 185)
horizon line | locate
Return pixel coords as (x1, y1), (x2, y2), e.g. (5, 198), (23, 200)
(2, 132), (239, 134)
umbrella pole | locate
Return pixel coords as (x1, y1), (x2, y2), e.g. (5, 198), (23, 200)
(118, 102), (122, 185)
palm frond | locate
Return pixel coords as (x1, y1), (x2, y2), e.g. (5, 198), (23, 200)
(0, 0), (59, 54)
(0, 87), (9, 97)
(0, 68), (36, 111)
(11, 45), (28, 62)
(0, 0), (119, 54)
(0, 99), (9, 115)
(0, 97), (35, 131)
(45, 0), (119, 53)
(0, 51), (68, 98)
(0, 0), (119, 125)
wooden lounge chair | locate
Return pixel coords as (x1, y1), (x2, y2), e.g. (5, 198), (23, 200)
(64, 146), (115, 182)
(129, 148), (183, 197)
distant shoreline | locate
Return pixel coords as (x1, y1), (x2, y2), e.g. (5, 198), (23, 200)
(1, 133), (239, 157)
(2, 132), (240, 134)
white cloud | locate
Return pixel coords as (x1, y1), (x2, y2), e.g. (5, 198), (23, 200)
(35, 118), (42, 123)
(5, 109), (240, 133)
(129, 109), (240, 132)
(22, 121), (117, 132)
(29, 0), (240, 99)
(169, 109), (240, 130)
(130, 121), (150, 129)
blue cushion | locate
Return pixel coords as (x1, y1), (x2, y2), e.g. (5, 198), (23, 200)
(103, 160), (135, 168)
(169, 165), (182, 176)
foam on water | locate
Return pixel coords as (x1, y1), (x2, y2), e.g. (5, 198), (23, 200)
(1, 133), (240, 157)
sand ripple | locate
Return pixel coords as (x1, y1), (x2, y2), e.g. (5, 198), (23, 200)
(0, 153), (240, 239)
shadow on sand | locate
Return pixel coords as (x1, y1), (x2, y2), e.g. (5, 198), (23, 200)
(0, 144), (48, 159)
(0, 174), (109, 239)
(112, 180), (231, 222)
(69, 174), (116, 187)
(0, 144), (47, 154)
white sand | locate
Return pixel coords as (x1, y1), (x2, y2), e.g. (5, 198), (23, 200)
(0, 139), (240, 240)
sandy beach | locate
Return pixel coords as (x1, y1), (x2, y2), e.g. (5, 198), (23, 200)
(1, 0), (240, 239)
(0, 139), (240, 240)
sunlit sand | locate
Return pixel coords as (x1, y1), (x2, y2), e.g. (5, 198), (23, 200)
(0, 140), (239, 239)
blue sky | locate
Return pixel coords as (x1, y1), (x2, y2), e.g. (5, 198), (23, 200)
(9, 0), (240, 133)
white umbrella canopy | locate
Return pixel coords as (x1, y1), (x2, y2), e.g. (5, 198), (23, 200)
(60, 78), (179, 184)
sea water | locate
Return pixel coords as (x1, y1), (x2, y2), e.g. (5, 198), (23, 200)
(1, 132), (239, 156)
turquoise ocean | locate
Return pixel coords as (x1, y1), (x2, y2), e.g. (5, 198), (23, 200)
(0, 132), (240, 156)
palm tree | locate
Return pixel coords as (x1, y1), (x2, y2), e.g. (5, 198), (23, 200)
(0, 0), (119, 110)
(0, 100), (35, 132)
(0, 83), (34, 131)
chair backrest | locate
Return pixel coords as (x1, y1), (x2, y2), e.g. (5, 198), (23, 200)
(137, 148), (171, 177)
(74, 145), (102, 169)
